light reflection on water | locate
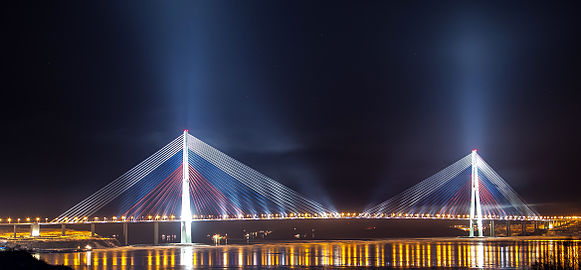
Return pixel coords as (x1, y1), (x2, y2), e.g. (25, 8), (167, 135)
(38, 239), (580, 269)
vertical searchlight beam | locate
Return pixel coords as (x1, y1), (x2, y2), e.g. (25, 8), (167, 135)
(469, 149), (484, 237)
(181, 130), (192, 243)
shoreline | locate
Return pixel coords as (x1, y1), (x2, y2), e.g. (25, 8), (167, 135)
(0, 236), (120, 253)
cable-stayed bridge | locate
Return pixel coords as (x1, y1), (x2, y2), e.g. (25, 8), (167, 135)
(361, 150), (539, 237)
(1, 131), (566, 242)
(52, 130), (332, 243)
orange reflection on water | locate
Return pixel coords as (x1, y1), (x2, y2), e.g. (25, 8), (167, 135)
(36, 239), (581, 268)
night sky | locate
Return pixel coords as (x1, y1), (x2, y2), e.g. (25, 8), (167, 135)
(2, 1), (580, 218)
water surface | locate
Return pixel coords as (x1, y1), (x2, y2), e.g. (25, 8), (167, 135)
(37, 238), (580, 269)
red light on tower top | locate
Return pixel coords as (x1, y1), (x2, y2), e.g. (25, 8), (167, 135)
(472, 148), (478, 153)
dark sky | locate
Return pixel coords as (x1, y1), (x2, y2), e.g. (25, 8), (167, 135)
(2, 1), (581, 218)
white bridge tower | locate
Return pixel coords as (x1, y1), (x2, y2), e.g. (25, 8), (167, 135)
(181, 130), (192, 243)
(469, 149), (484, 237)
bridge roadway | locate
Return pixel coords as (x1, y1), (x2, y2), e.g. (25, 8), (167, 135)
(0, 213), (564, 227)
(2, 215), (574, 244)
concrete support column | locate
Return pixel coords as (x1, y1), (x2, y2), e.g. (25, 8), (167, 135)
(181, 130), (192, 243)
(490, 220), (495, 237)
(469, 150), (483, 237)
(91, 223), (96, 237)
(534, 221), (538, 231)
(123, 223), (128, 245)
(154, 222), (159, 245)
(506, 220), (511, 237)
(521, 222), (526, 235)
(13, 225), (17, 238)
(61, 224), (66, 236)
(30, 223), (40, 237)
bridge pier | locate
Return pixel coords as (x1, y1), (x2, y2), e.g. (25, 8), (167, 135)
(13, 224), (17, 238)
(490, 220), (495, 237)
(521, 221), (526, 235)
(30, 223), (40, 237)
(154, 222), (159, 245)
(61, 224), (66, 236)
(123, 223), (128, 245)
(506, 220), (511, 236)
(534, 221), (538, 232)
(91, 223), (95, 236)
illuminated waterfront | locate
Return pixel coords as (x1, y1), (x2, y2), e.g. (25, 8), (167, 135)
(37, 238), (580, 269)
